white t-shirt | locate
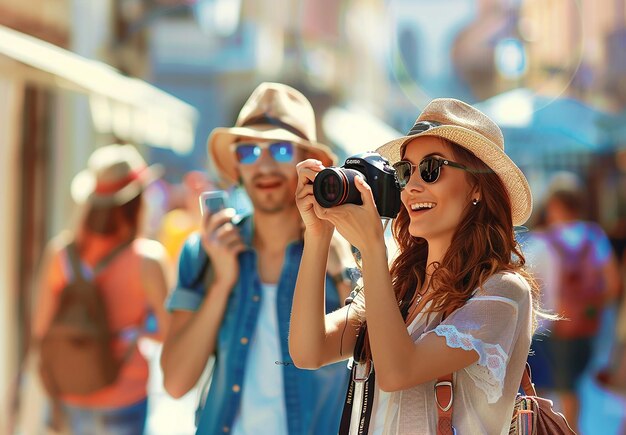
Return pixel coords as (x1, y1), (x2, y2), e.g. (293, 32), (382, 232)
(350, 272), (532, 435)
(231, 282), (288, 435)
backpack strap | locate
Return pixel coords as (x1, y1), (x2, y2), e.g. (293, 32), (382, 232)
(92, 239), (134, 275)
(544, 228), (593, 267)
(64, 239), (133, 281)
(64, 239), (137, 346)
(65, 242), (87, 283)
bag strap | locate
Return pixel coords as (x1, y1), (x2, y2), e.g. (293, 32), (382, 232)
(436, 361), (537, 435)
(520, 362), (537, 396)
(435, 373), (454, 435)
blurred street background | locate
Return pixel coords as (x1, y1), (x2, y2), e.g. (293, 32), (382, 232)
(2, 0), (626, 433)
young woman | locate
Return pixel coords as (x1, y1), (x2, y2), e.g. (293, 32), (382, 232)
(32, 144), (170, 434)
(289, 98), (541, 434)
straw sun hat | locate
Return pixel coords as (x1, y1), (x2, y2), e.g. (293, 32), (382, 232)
(71, 144), (162, 207)
(207, 82), (337, 184)
(376, 98), (532, 226)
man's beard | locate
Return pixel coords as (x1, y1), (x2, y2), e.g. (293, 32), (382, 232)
(249, 192), (296, 214)
(246, 173), (294, 214)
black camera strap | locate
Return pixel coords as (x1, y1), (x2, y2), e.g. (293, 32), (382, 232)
(339, 320), (377, 435)
(339, 365), (376, 435)
(338, 366), (356, 434)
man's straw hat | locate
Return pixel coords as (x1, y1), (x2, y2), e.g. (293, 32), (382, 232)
(207, 82), (337, 184)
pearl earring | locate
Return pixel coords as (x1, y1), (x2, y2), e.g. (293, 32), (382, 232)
(472, 199), (479, 206)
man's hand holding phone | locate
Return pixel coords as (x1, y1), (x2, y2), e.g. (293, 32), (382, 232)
(199, 191), (229, 217)
(198, 191), (245, 290)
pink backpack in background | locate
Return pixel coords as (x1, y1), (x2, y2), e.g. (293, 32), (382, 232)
(545, 225), (606, 339)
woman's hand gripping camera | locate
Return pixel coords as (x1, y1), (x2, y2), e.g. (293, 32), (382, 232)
(296, 159), (386, 254)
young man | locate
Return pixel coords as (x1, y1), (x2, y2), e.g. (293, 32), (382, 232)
(161, 83), (352, 434)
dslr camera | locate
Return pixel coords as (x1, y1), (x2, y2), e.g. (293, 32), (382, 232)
(313, 152), (402, 219)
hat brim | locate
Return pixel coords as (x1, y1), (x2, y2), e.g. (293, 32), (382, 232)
(207, 125), (337, 184)
(71, 164), (164, 207)
(376, 125), (532, 226)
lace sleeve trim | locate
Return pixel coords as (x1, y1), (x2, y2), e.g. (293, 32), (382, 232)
(433, 324), (508, 404)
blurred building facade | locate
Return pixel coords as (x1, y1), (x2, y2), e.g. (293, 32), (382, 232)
(0, 1), (197, 429)
(448, 0), (626, 108)
(0, 2), (71, 428)
(106, 0), (626, 233)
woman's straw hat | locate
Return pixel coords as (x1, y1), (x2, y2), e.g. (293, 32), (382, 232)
(376, 98), (532, 225)
(71, 144), (162, 206)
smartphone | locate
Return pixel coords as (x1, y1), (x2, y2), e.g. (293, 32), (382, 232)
(199, 190), (230, 217)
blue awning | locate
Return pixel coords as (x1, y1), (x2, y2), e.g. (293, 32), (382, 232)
(0, 25), (197, 154)
(476, 88), (615, 166)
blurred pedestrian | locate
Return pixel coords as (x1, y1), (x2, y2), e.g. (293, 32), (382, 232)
(290, 98), (542, 434)
(31, 144), (171, 434)
(595, 285), (626, 435)
(160, 82), (352, 435)
(521, 195), (560, 395)
(157, 170), (215, 272)
(609, 285), (626, 388)
(527, 171), (621, 432)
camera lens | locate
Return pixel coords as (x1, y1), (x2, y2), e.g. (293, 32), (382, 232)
(313, 167), (364, 208)
(320, 174), (340, 202)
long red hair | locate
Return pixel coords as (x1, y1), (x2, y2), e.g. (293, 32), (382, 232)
(353, 141), (539, 363)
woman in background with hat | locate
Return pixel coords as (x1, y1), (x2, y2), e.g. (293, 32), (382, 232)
(290, 98), (543, 434)
(32, 144), (170, 434)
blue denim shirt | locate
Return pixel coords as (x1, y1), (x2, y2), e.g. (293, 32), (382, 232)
(167, 215), (350, 435)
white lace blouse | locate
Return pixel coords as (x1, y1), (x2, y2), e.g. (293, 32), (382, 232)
(347, 272), (533, 435)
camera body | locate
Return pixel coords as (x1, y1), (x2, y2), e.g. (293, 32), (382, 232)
(313, 152), (402, 219)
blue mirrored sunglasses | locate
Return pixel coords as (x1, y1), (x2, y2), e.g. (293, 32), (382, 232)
(234, 141), (295, 165)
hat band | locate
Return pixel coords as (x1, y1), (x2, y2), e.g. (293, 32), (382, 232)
(241, 114), (309, 141)
(407, 120), (442, 136)
(94, 167), (145, 194)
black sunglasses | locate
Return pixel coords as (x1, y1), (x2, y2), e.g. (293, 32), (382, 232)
(393, 156), (470, 188)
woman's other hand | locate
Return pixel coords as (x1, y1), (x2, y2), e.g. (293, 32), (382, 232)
(296, 159), (335, 238)
(317, 175), (385, 253)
